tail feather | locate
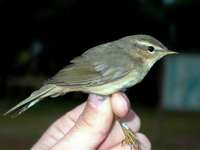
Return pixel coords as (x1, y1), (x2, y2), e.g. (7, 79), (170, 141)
(11, 99), (40, 118)
(4, 84), (59, 116)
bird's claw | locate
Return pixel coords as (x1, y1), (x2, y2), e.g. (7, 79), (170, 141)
(120, 122), (140, 150)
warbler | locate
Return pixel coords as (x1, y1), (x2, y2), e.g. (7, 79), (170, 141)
(4, 34), (177, 149)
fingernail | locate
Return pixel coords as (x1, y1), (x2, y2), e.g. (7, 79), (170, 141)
(88, 94), (107, 108)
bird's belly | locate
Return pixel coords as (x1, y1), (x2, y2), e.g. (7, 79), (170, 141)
(84, 71), (144, 95)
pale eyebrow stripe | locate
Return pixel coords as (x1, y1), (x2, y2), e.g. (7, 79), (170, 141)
(136, 40), (162, 49)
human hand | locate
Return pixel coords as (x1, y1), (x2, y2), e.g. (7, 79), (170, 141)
(31, 93), (151, 150)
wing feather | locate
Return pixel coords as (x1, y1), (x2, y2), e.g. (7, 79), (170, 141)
(46, 43), (134, 86)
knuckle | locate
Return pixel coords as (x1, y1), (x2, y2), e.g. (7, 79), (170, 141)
(78, 114), (94, 129)
(75, 114), (108, 138)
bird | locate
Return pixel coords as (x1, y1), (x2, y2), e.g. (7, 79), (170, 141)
(4, 34), (177, 149)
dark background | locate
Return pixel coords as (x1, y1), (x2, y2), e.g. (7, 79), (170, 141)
(0, 0), (200, 149)
(1, 0), (200, 105)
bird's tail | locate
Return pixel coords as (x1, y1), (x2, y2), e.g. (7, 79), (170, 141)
(4, 84), (62, 117)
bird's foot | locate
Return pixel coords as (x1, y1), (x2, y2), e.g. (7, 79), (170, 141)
(120, 122), (140, 150)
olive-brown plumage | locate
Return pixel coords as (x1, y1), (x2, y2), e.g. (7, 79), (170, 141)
(4, 34), (176, 115)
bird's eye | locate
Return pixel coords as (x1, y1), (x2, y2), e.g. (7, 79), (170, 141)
(147, 46), (155, 52)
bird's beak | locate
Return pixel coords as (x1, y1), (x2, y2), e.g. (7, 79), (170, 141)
(165, 50), (178, 55)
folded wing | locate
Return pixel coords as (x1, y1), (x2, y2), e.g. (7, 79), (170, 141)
(46, 43), (135, 86)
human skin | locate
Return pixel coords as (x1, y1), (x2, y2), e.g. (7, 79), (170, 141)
(31, 93), (151, 150)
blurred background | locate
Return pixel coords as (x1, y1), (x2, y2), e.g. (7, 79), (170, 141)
(0, 0), (200, 149)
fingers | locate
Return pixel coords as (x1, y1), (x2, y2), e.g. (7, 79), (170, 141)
(98, 92), (140, 150)
(111, 92), (130, 118)
(120, 110), (141, 132)
(32, 92), (131, 150)
(51, 94), (114, 150)
(111, 92), (141, 133)
(31, 102), (87, 150)
(136, 133), (151, 150)
(53, 102), (87, 134)
(32, 92), (151, 150)
(98, 110), (141, 150)
(109, 143), (131, 150)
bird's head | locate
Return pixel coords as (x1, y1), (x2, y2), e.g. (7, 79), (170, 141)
(124, 34), (177, 68)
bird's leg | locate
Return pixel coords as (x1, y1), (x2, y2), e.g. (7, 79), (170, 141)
(119, 121), (140, 150)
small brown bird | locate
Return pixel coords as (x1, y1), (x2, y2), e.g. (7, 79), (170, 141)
(4, 34), (177, 149)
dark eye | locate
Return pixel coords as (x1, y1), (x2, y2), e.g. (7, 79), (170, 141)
(147, 46), (155, 52)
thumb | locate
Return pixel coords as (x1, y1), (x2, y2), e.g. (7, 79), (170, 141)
(51, 94), (114, 150)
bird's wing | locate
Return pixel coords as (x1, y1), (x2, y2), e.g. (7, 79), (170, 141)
(46, 43), (135, 86)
